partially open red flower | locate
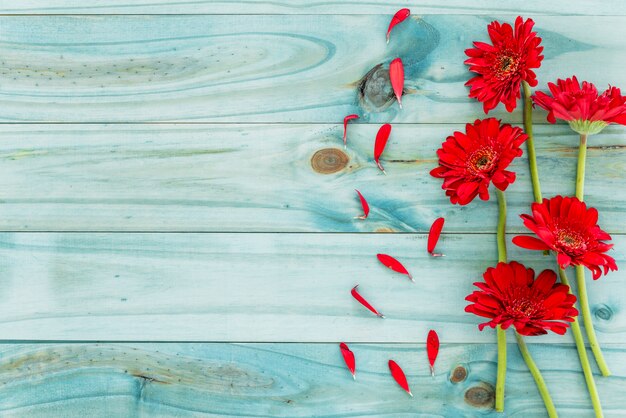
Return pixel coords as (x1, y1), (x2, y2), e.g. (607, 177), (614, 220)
(465, 16), (543, 113)
(532, 76), (626, 135)
(430, 118), (527, 205)
(465, 261), (578, 336)
(513, 196), (618, 279)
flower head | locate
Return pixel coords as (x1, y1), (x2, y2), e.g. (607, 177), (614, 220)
(465, 261), (578, 336)
(513, 196), (617, 279)
(533, 76), (626, 135)
(430, 118), (527, 205)
(465, 16), (544, 113)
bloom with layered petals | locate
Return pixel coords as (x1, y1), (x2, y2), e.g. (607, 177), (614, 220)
(533, 76), (626, 135)
(465, 261), (578, 336)
(465, 16), (544, 113)
(430, 118), (527, 205)
(513, 196), (618, 279)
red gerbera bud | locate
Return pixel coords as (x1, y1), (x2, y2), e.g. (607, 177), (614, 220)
(512, 196), (618, 280)
(465, 16), (543, 113)
(430, 118), (527, 205)
(465, 261), (578, 336)
(532, 76), (626, 135)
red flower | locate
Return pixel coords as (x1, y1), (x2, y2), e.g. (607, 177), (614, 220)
(533, 76), (626, 135)
(465, 16), (543, 113)
(513, 196), (618, 280)
(465, 261), (578, 336)
(430, 118), (527, 205)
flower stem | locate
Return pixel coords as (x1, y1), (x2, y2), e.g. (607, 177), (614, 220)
(496, 324), (507, 412)
(495, 189), (507, 412)
(514, 332), (558, 418)
(558, 267), (604, 418)
(522, 81), (542, 203)
(575, 133), (611, 377)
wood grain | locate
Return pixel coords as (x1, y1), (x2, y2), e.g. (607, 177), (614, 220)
(1, 0), (624, 15)
(0, 342), (625, 417)
(1, 123), (623, 233)
(0, 232), (623, 342)
(1, 15), (626, 123)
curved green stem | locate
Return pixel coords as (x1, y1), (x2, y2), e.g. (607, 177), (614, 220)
(514, 332), (558, 418)
(522, 81), (542, 203)
(494, 189), (507, 412)
(496, 189), (507, 263)
(575, 133), (610, 376)
(558, 268), (604, 418)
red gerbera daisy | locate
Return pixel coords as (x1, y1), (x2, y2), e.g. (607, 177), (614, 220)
(532, 76), (626, 135)
(465, 16), (544, 113)
(430, 118), (527, 205)
(512, 196), (618, 280)
(465, 261), (578, 336)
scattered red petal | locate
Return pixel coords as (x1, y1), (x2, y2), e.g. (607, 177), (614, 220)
(351, 285), (385, 318)
(428, 217), (445, 257)
(427, 330), (440, 376)
(354, 189), (370, 220)
(339, 342), (356, 380)
(388, 360), (412, 396)
(377, 254), (413, 282)
(374, 123), (392, 173)
(343, 114), (359, 149)
(389, 58), (405, 109)
(386, 8), (411, 44)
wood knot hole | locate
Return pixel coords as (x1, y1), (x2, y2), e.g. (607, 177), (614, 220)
(311, 148), (349, 174)
(464, 383), (494, 408)
(594, 304), (613, 321)
(450, 365), (467, 383)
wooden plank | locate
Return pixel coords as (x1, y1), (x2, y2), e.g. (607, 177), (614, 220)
(0, 342), (624, 417)
(1, 123), (623, 233)
(1, 15), (626, 123)
(1, 0), (624, 15)
(0, 232), (623, 342)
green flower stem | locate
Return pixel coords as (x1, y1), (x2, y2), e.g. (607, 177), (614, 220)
(522, 81), (542, 203)
(495, 189), (507, 412)
(514, 332), (558, 418)
(558, 267), (604, 418)
(575, 133), (611, 376)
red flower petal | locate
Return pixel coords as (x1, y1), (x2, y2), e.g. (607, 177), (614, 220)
(428, 217), (445, 256)
(389, 58), (405, 109)
(426, 330), (440, 376)
(343, 114), (359, 149)
(354, 189), (370, 220)
(377, 253), (413, 282)
(351, 285), (384, 318)
(386, 8), (411, 44)
(512, 235), (550, 251)
(339, 342), (356, 380)
(388, 360), (412, 396)
(374, 124), (392, 173)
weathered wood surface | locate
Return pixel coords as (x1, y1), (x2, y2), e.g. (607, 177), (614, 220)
(1, 0), (624, 15)
(0, 232), (622, 342)
(1, 15), (626, 123)
(1, 123), (623, 233)
(0, 342), (625, 417)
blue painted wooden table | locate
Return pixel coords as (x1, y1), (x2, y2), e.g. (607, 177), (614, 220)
(0, 1), (625, 416)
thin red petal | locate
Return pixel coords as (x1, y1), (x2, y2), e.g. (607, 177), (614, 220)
(428, 217), (445, 255)
(351, 285), (384, 318)
(343, 114), (359, 149)
(377, 253), (413, 282)
(374, 124), (392, 173)
(426, 330), (440, 376)
(389, 58), (405, 109)
(354, 189), (370, 220)
(386, 8), (411, 43)
(388, 360), (412, 396)
(339, 342), (356, 379)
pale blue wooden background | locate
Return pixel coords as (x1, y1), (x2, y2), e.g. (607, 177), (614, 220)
(0, 1), (625, 417)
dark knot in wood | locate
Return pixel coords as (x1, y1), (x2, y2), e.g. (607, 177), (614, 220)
(311, 148), (349, 174)
(594, 304), (613, 321)
(464, 383), (495, 408)
(357, 63), (397, 113)
(450, 365), (467, 383)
